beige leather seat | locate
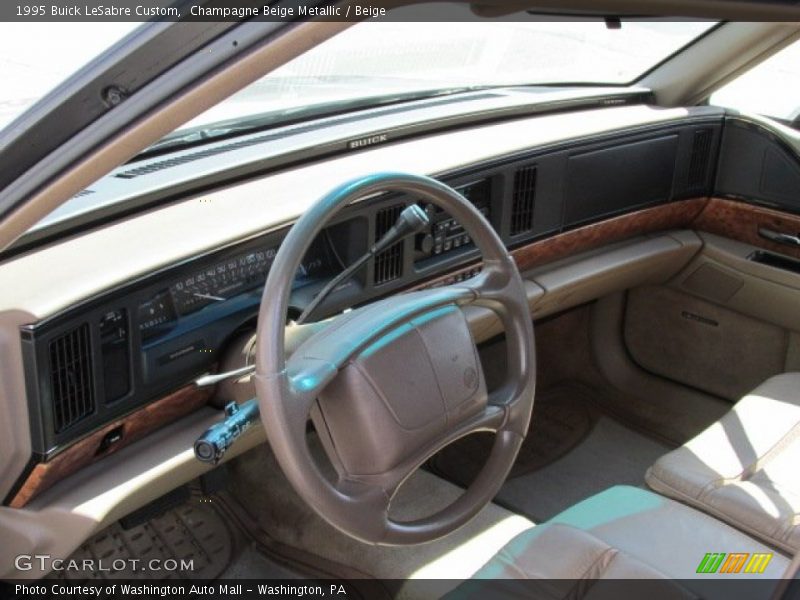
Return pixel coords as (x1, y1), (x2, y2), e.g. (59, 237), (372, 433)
(646, 373), (800, 553)
(460, 486), (789, 599)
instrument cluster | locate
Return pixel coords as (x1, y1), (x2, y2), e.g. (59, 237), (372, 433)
(136, 236), (337, 341)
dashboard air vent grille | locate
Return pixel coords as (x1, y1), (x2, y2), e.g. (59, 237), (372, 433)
(510, 165), (537, 236)
(374, 204), (404, 285)
(114, 93), (502, 179)
(49, 324), (95, 433)
(688, 129), (713, 190)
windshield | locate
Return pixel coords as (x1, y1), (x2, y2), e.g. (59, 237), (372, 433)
(0, 17), (715, 147)
(0, 22), (139, 132)
(160, 19), (714, 146)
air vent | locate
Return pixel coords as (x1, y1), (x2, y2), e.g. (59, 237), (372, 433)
(688, 129), (713, 190)
(374, 204), (404, 285)
(116, 138), (268, 178)
(49, 324), (95, 433)
(115, 93), (503, 179)
(510, 165), (537, 236)
(72, 189), (95, 198)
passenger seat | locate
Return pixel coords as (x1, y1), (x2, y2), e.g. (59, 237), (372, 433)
(458, 486), (789, 600)
(646, 373), (800, 553)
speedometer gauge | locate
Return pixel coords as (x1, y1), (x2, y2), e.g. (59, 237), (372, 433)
(170, 246), (277, 315)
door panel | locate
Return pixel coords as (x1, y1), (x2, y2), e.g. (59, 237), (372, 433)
(624, 285), (788, 400)
(623, 232), (800, 401)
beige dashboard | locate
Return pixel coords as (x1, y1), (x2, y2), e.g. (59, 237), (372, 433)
(0, 225), (705, 579)
(0, 103), (782, 579)
(0, 104), (698, 511)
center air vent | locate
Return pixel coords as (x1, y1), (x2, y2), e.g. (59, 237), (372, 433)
(688, 128), (713, 190)
(374, 204), (404, 285)
(49, 324), (95, 433)
(510, 165), (537, 236)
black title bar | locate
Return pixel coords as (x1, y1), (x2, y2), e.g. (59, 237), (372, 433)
(4, 0), (800, 22)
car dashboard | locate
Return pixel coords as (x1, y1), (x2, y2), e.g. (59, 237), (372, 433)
(3, 101), (800, 576)
(6, 107), (725, 507)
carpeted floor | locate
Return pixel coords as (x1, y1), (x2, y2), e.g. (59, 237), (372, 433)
(431, 382), (672, 522)
(227, 436), (534, 598)
(497, 415), (670, 521)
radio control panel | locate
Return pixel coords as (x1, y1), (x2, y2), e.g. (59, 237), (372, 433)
(414, 178), (492, 263)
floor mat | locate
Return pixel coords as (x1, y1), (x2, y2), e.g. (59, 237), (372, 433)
(50, 499), (235, 580)
(218, 544), (301, 579)
(48, 490), (312, 582)
(431, 383), (671, 522)
(227, 438), (533, 595)
(498, 416), (670, 521)
(430, 386), (598, 485)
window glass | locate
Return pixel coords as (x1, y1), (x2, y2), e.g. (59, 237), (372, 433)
(710, 40), (800, 122)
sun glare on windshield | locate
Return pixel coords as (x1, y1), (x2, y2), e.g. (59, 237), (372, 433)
(178, 19), (714, 134)
(0, 21), (138, 131)
(0, 17), (715, 143)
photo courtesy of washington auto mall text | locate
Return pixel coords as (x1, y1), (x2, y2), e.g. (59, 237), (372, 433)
(13, 583), (349, 598)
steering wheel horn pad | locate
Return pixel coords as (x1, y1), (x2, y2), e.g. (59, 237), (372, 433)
(315, 305), (487, 479)
(255, 172), (536, 545)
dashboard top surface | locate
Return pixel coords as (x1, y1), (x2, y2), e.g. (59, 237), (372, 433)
(0, 104), (703, 320)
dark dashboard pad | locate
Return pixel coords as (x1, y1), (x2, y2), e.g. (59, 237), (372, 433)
(716, 118), (800, 212)
(17, 117), (725, 466)
(565, 135), (678, 226)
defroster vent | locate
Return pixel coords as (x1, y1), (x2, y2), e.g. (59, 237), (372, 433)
(510, 165), (537, 236)
(49, 324), (95, 433)
(374, 204), (404, 285)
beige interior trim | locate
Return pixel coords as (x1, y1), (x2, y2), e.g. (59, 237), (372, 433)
(0, 311), (34, 513)
(448, 230), (703, 343)
(2, 11), (798, 580)
(0, 106), (695, 320)
(0, 408), (265, 580)
(638, 22), (800, 106)
(590, 292), (731, 437)
(526, 230), (702, 318)
(0, 229), (706, 578)
(671, 232), (800, 333)
(0, 105), (698, 509)
(0, 19), (355, 253)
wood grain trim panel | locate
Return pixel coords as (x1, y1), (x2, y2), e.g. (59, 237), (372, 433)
(513, 198), (709, 272)
(415, 198), (709, 289)
(5, 197), (714, 509)
(693, 197), (800, 261)
(9, 385), (213, 508)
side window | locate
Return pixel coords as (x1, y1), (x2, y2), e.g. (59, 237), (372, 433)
(710, 39), (800, 127)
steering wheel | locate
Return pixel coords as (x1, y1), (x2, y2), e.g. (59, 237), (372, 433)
(255, 172), (536, 545)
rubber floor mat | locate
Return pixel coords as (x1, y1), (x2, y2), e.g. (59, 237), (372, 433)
(430, 385), (598, 487)
(49, 499), (234, 580)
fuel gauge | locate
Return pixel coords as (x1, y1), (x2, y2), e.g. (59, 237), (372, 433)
(137, 291), (177, 340)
